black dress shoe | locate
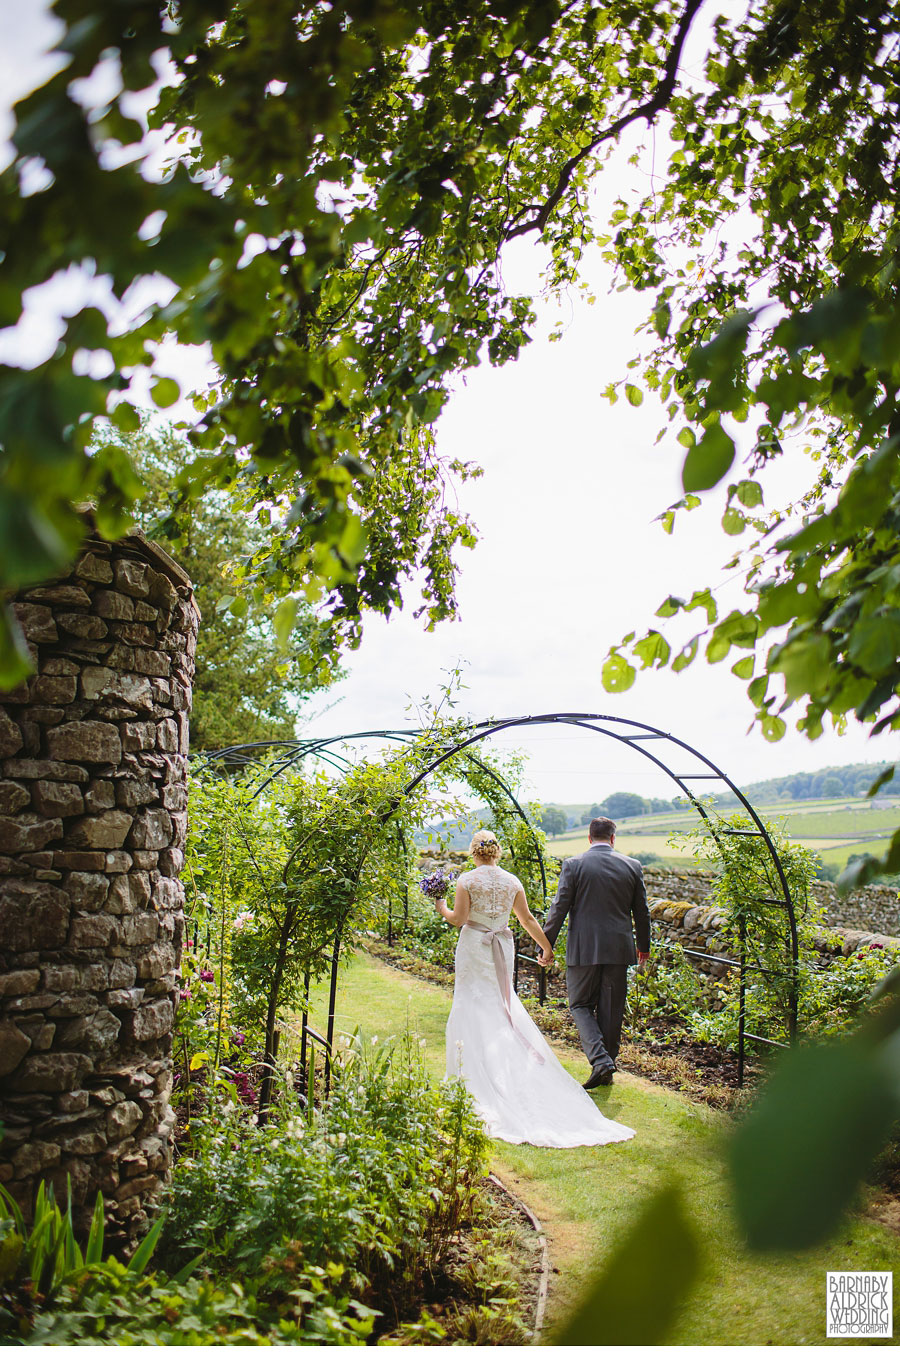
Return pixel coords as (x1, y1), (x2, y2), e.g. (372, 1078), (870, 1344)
(583, 1064), (614, 1090)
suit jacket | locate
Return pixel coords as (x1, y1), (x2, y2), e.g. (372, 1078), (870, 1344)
(543, 842), (651, 966)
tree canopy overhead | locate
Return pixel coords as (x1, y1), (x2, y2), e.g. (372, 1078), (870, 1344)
(0, 0), (710, 680)
(3, 0), (900, 871)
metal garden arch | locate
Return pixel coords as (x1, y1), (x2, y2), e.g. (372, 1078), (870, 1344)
(198, 711), (800, 1089)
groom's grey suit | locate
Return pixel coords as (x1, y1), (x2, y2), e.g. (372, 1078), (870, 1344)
(543, 841), (651, 1074)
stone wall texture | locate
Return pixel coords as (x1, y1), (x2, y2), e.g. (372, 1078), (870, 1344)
(643, 867), (900, 977)
(0, 531), (197, 1247)
(642, 865), (899, 937)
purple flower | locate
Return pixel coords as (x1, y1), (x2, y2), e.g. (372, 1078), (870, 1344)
(420, 868), (457, 900)
(179, 988), (192, 1001)
(232, 1031), (246, 1046)
(232, 1071), (256, 1106)
(199, 968), (215, 982)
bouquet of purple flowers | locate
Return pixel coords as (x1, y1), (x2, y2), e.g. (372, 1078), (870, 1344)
(420, 867), (458, 901)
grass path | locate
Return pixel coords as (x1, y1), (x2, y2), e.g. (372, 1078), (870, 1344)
(309, 952), (900, 1345)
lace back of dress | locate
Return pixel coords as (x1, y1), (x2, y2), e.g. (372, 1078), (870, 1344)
(466, 865), (517, 926)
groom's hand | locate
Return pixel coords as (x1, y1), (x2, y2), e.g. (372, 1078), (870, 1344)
(637, 950), (649, 971)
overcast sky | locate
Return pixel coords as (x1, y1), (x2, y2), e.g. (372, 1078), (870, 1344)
(3, 1), (897, 806)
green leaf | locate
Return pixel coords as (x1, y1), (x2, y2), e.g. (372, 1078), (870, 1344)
(682, 421), (736, 492)
(761, 714), (786, 741)
(652, 300), (671, 338)
(633, 630), (671, 669)
(556, 1185), (701, 1345)
(706, 630), (731, 663)
(747, 674), (769, 708)
(85, 1192), (105, 1266)
(338, 512), (368, 567)
(601, 654), (636, 693)
(0, 1232), (23, 1283)
(688, 307), (758, 383)
(655, 596), (684, 619)
(847, 615), (900, 677)
(866, 765), (896, 798)
(672, 635), (699, 672)
(721, 507), (745, 535)
(770, 634), (832, 698)
(0, 1182), (25, 1234)
(126, 1213), (164, 1275)
(0, 604), (34, 689)
(685, 589), (717, 624)
(273, 598), (299, 651)
(151, 377), (181, 409)
(624, 383), (644, 407)
(837, 827), (900, 892)
(111, 401), (142, 433)
(731, 656), (754, 679)
(730, 1040), (898, 1250)
(171, 1251), (206, 1283)
(735, 478), (763, 508)
(0, 499), (74, 590)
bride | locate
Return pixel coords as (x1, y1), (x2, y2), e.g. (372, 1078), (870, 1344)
(433, 830), (634, 1148)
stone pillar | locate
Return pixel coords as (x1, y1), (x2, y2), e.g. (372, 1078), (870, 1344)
(0, 530), (197, 1247)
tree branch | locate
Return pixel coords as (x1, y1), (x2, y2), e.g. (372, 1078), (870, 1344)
(504, 0), (706, 242)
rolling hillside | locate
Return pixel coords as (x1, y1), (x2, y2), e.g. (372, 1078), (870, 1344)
(542, 796), (900, 870)
(419, 761), (900, 872)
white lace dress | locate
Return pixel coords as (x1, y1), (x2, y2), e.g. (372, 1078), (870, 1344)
(445, 864), (635, 1148)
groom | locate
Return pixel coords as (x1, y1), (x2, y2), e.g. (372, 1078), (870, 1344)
(543, 816), (651, 1089)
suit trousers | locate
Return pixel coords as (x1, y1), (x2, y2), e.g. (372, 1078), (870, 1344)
(565, 963), (629, 1071)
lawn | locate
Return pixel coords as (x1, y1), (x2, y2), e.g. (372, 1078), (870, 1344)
(308, 951), (900, 1346)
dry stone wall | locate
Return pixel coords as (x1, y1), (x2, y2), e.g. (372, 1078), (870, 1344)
(642, 866), (900, 938)
(644, 868), (900, 974)
(0, 531), (197, 1247)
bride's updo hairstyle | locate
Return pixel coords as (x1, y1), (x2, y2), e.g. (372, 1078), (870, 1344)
(469, 830), (502, 862)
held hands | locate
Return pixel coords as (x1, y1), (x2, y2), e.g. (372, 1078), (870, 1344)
(537, 946), (554, 968)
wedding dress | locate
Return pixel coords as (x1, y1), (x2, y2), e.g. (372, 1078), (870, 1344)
(445, 864), (635, 1148)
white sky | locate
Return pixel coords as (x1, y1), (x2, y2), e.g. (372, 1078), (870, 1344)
(3, 1), (897, 805)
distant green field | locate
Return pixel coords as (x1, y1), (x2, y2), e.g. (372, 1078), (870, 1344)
(544, 795), (900, 869)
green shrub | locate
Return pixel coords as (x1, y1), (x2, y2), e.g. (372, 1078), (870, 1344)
(0, 1179), (166, 1343)
(628, 939), (900, 1056)
(0, 1178), (267, 1346)
(394, 891), (459, 969)
(624, 943), (715, 1043)
(26, 1268), (278, 1346)
(158, 1032), (489, 1342)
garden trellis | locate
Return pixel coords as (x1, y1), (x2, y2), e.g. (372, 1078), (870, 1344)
(196, 711), (800, 1089)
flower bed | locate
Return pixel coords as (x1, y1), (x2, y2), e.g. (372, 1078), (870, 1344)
(3, 1031), (541, 1345)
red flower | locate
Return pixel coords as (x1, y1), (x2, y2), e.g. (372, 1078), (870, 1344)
(199, 968), (215, 982)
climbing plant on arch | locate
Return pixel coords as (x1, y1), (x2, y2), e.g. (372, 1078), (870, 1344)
(196, 710), (803, 1093)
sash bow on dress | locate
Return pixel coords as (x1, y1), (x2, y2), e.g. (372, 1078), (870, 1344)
(464, 919), (544, 1063)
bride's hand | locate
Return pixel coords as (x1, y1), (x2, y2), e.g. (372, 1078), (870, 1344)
(538, 946), (553, 967)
